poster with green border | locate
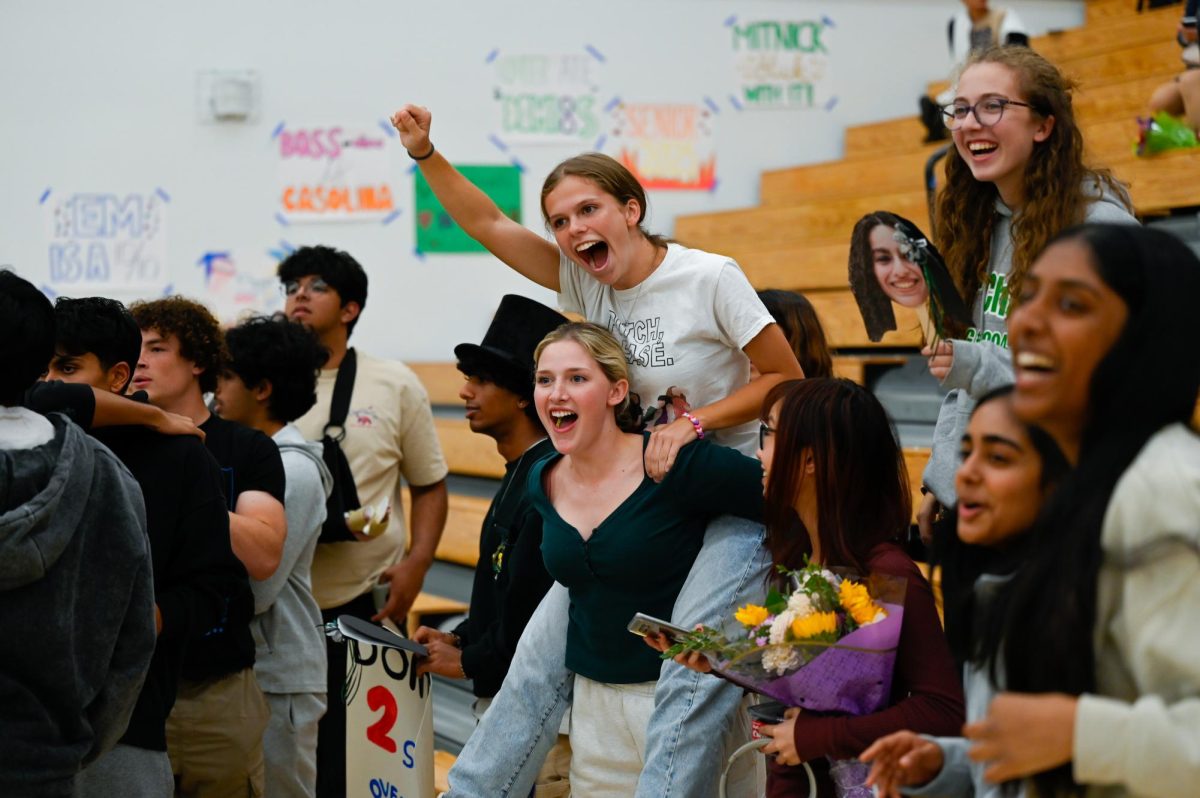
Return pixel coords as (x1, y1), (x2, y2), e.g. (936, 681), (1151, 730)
(414, 165), (521, 253)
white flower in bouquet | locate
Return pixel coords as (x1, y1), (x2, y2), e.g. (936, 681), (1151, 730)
(768, 610), (795, 645)
(787, 591), (814, 617)
(763, 644), (801, 676)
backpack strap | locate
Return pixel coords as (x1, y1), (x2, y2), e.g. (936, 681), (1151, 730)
(325, 348), (357, 441)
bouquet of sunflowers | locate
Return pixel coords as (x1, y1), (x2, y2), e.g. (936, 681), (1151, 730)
(664, 561), (906, 715)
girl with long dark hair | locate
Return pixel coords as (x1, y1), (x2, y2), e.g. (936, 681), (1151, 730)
(958, 224), (1198, 797)
(860, 386), (1070, 798)
(659, 378), (964, 797)
(756, 290), (834, 380)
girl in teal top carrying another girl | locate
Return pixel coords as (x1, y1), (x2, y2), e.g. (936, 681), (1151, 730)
(529, 322), (762, 796)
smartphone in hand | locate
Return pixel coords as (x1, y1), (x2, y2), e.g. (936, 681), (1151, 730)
(627, 612), (692, 643)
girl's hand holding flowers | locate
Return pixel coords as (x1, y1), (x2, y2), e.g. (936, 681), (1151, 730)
(642, 630), (712, 673)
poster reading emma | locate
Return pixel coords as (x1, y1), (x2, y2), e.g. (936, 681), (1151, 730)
(344, 639), (434, 797)
(276, 124), (396, 223)
(608, 103), (716, 191)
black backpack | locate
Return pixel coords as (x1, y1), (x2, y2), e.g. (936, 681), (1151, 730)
(319, 348), (363, 543)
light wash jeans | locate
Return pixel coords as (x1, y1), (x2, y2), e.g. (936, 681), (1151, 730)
(445, 515), (770, 798)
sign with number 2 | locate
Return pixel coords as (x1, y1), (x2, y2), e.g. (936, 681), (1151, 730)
(345, 638), (433, 797)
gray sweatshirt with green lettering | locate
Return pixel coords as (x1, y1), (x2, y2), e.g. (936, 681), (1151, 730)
(922, 189), (1136, 505)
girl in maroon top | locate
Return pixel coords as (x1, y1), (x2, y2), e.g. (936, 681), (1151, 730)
(660, 378), (964, 796)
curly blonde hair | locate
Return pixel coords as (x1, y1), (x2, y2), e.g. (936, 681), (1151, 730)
(935, 46), (1131, 306)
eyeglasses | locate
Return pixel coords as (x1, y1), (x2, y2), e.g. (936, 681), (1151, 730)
(280, 277), (332, 297)
(758, 423), (775, 450)
(942, 98), (1034, 129)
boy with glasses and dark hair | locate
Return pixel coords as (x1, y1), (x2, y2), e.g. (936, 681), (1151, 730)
(277, 245), (448, 797)
(47, 296), (244, 798)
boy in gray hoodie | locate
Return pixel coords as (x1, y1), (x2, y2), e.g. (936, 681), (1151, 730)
(216, 315), (333, 798)
(0, 269), (155, 797)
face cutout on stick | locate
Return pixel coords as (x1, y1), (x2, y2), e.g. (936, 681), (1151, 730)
(848, 211), (971, 343)
(870, 224), (929, 309)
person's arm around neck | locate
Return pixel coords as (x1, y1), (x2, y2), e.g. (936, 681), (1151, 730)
(91, 388), (204, 438)
(229, 491), (287, 581)
(644, 323), (802, 481)
(373, 477), (449, 624)
(391, 104), (561, 290)
(682, 323), (803, 433)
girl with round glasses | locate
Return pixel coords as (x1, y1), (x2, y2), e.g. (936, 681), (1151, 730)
(916, 45), (1135, 543)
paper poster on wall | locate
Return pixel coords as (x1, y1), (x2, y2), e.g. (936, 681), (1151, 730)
(607, 103), (716, 191)
(44, 190), (169, 292)
(276, 124), (396, 223)
(414, 165), (520, 253)
(730, 19), (832, 109)
(341, 623), (434, 798)
(491, 51), (603, 145)
(197, 246), (286, 325)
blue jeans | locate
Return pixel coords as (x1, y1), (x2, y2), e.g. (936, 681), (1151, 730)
(445, 515), (770, 798)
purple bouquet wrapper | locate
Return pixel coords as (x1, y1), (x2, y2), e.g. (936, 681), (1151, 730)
(711, 601), (904, 715)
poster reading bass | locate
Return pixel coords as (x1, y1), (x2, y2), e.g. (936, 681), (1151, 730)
(276, 124), (397, 223)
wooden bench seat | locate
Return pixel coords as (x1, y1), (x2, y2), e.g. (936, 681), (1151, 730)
(403, 488), (492, 568)
(406, 591), (469, 638)
(1034, 5), (1178, 63)
(1088, 0), (1140, 22)
(433, 417), (506, 479)
(434, 750), (455, 796)
(673, 190), (929, 254)
(762, 148), (936, 205)
(731, 239), (856, 290)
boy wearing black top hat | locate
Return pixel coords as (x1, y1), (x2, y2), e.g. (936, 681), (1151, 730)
(413, 295), (570, 795)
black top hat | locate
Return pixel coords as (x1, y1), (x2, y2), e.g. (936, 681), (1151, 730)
(454, 295), (568, 386)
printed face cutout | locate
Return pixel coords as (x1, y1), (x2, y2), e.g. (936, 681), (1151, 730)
(849, 213), (969, 344)
(869, 225), (929, 309)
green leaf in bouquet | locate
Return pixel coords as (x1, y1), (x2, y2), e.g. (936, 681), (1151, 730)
(764, 586), (788, 615)
(661, 625), (728, 660)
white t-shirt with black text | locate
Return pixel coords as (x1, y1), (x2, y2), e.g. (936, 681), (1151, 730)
(558, 242), (773, 455)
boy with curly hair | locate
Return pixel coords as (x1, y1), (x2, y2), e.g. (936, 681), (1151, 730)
(215, 316), (333, 798)
(129, 296), (286, 797)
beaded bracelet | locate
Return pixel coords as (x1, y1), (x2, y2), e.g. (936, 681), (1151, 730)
(408, 142), (436, 161)
(681, 411), (705, 440)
